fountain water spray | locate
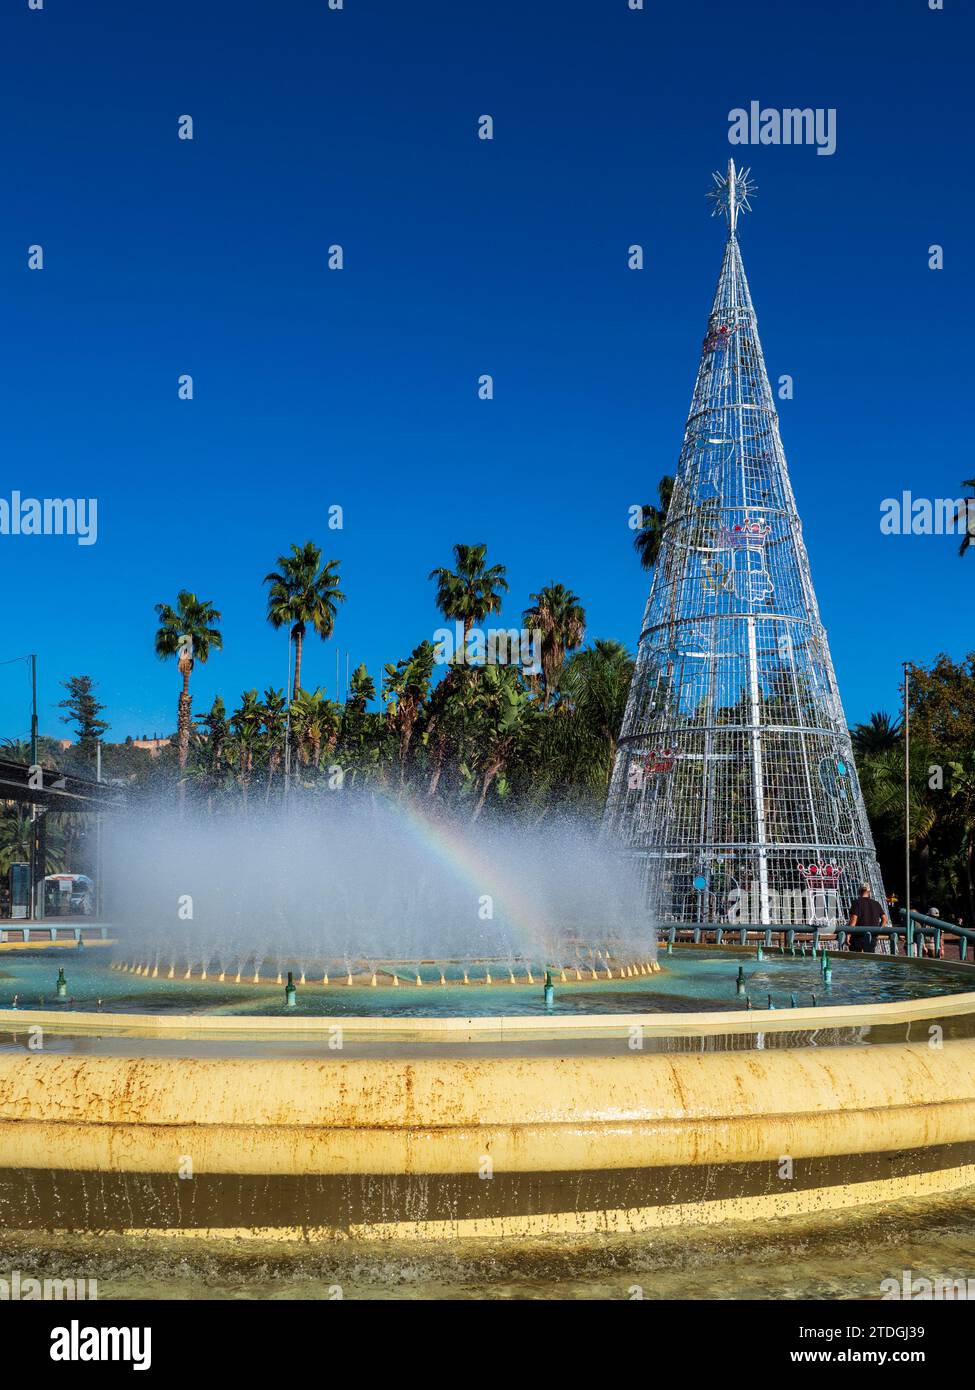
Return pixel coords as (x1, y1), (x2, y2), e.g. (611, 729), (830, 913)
(101, 796), (655, 979)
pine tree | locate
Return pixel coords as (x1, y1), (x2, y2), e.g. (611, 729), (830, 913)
(59, 676), (110, 762)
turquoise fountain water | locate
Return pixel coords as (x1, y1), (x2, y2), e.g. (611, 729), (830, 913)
(2, 949), (973, 1020)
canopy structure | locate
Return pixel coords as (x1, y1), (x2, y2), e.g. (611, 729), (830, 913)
(0, 757), (118, 812)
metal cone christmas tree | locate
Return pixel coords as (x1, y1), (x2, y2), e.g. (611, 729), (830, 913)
(603, 161), (885, 928)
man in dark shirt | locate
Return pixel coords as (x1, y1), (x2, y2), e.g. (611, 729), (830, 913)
(848, 884), (887, 952)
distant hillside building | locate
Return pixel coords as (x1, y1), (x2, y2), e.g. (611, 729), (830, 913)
(130, 737), (171, 757)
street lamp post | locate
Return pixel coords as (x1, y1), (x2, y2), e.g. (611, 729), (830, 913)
(284, 632), (293, 795)
(904, 661), (912, 956)
(95, 738), (103, 920)
(28, 654), (39, 921)
(30, 653), (38, 767)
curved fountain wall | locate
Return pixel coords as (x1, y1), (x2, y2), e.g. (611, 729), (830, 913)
(1, 987), (974, 1240)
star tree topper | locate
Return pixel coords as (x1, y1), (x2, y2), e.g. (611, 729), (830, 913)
(707, 158), (756, 234)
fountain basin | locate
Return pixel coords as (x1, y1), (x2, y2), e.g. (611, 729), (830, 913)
(1, 956), (974, 1240)
(3, 947), (973, 1017)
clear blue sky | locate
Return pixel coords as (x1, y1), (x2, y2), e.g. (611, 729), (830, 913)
(0, 0), (971, 742)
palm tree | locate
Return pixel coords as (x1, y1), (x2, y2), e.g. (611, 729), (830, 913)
(469, 665), (532, 819)
(426, 544), (508, 791)
(260, 686), (288, 799)
(345, 664), (376, 713)
(859, 743), (939, 901)
(265, 542), (345, 698)
(383, 641), (435, 777)
(225, 690), (265, 804)
(429, 543), (508, 643)
(522, 583), (586, 707)
(423, 663), (476, 798)
(192, 696), (229, 801)
(154, 591), (223, 770)
(634, 476), (674, 571)
(289, 687), (340, 771)
(559, 639), (635, 791)
(338, 667), (377, 786)
(955, 479), (975, 558)
(851, 710), (903, 759)
(4, 808), (68, 878)
(947, 754), (975, 925)
(0, 805), (32, 876)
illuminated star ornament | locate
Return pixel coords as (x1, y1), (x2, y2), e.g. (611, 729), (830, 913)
(707, 158), (756, 234)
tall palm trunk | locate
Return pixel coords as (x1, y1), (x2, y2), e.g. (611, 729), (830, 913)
(292, 627), (304, 699)
(542, 643), (564, 710)
(472, 761), (502, 820)
(399, 703), (418, 783)
(427, 733), (447, 796)
(177, 666), (192, 770)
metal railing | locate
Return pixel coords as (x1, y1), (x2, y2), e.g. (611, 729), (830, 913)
(659, 912), (975, 961)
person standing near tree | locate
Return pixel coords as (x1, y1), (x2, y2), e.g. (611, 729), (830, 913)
(925, 906), (941, 958)
(848, 883), (887, 953)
